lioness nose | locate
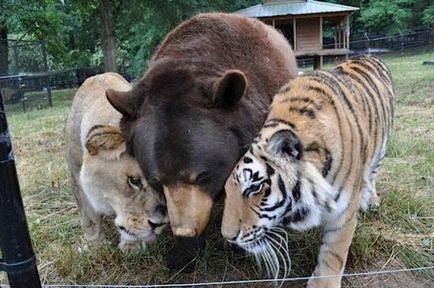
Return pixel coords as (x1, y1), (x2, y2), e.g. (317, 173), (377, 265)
(155, 204), (167, 216)
(148, 220), (165, 230)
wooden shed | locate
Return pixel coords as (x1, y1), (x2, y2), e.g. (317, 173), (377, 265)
(236, 0), (359, 69)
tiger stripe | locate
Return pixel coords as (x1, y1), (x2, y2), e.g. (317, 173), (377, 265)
(222, 56), (395, 288)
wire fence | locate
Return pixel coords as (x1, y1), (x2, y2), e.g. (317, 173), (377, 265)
(347, 27), (434, 53)
(0, 266), (432, 287)
(0, 39), (52, 111)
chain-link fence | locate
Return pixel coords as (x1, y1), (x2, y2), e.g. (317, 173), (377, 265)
(298, 27), (434, 67)
(347, 27), (434, 53)
(0, 39), (106, 112)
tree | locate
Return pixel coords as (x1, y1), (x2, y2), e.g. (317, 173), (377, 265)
(98, 0), (119, 72)
(0, 0), (10, 76)
(0, 20), (8, 76)
(116, 0), (261, 76)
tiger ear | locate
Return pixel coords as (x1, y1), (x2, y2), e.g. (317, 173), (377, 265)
(268, 130), (303, 160)
(85, 125), (126, 160)
(211, 69), (247, 107)
(106, 87), (143, 119)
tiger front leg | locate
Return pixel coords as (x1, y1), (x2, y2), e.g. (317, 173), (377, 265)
(307, 208), (358, 288)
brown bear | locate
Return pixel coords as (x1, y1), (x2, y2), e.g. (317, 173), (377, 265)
(106, 12), (298, 270)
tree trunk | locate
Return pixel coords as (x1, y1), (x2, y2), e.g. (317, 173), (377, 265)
(0, 20), (8, 76)
(99, 0), (117, 72)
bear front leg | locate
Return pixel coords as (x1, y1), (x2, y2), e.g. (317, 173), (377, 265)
(307, 207), (358, 288)
(166, 232), (206, 272)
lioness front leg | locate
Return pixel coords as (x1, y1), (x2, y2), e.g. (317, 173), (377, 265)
(307, 207), (358, 288)
(71, 176), (105, 246)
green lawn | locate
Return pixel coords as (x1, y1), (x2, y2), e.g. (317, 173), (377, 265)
(1, 51), (433, 287)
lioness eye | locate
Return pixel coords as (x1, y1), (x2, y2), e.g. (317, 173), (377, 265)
(128, 176), (143, 190)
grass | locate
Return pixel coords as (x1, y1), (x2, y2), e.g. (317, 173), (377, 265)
(1, 51), (433, 287)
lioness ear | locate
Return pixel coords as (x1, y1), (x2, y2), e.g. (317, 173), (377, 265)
(268, 130), (303, 160)
(212, 69), (247, 107)
(106, 88), (141, 119)
(85, 125), (126, 159)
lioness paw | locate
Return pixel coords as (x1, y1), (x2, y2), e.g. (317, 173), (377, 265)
(118, 239), (147, 254)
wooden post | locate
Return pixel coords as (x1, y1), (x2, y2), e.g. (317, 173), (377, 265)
(293, 18), (297, 50)
(319, 16), (323, 50)
(313, 55), (323, 70)
(12, 43), (19, 74)
(41, 40), (52, 107)
(346, 14), (350, 49)
(272, 19), (275, 27)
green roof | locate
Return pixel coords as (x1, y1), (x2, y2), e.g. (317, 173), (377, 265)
(235, 0), (359, 18)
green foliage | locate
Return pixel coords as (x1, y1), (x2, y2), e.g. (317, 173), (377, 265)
(422, 6), (434, 26)
(359, 0), (434, 34)
(2, 0), (433, 75)
(116, 0), (261, 77)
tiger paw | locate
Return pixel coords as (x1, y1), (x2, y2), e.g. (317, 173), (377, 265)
(307, 276), (341, 288)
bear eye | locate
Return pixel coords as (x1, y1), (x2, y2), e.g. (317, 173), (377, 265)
(196, 172), (211, 185)
(245, 183), (263, 197)
(148, 177), (163, 193)
(128, 176), (143, 190)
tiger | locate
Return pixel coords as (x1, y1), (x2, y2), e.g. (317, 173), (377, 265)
(221, 55), (395, 288)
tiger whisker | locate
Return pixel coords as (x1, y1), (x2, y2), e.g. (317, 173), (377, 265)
(266, 233), (290, 282)
(265, 238), (280, 279)
(258, 240), (271, 277)
(270, 228), (292, 275)
(265, 234), (286, 275)
(266, 237), (287, 288)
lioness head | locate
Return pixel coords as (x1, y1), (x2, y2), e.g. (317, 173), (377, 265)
(80, 125), (168, 243)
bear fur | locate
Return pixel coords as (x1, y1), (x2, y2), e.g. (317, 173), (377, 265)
(106, 13), (298, 269)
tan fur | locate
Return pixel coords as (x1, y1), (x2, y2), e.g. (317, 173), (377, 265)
(222, 56), (395, 287)
(65, 73), (168, 253)
(164, 184), (213, 237)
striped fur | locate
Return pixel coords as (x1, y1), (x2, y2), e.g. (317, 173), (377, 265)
(221, 56), (395, 287)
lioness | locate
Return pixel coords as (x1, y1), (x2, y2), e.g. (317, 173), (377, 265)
(65, 72), (168, 253)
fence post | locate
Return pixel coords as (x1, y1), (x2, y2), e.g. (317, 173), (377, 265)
(12, 43), (19, 74)
(0, 91), (42, 288)
(40, 40), (52, 107)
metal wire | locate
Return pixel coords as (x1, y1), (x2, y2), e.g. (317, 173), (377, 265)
(4, 265), (428, 288)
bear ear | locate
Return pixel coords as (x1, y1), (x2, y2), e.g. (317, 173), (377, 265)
(211, 69), (247, 107)
(106, 88), (142, 119)
(85, 125), (126, 160)
(268, 130), (303, 160)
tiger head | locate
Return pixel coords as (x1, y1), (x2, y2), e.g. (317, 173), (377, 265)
(222, 124), (337, 256)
